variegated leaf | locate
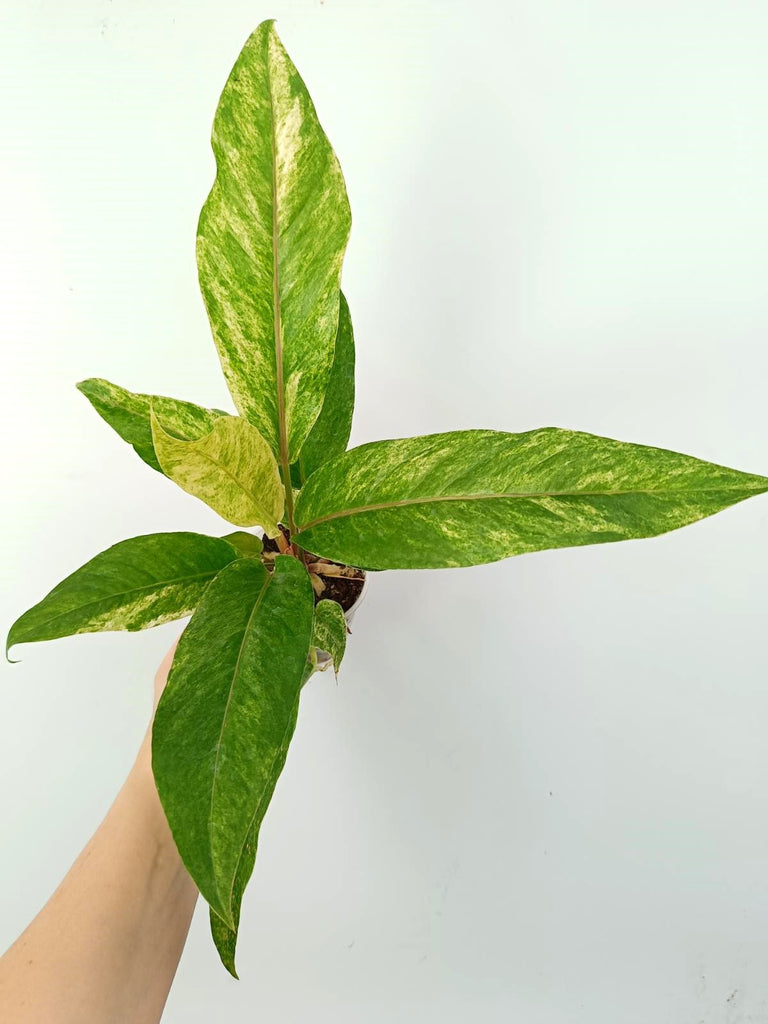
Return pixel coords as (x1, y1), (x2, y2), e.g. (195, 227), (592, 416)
(197, 18), (351, 491)
(77, 377), (227, 472)
(152, 556), (314, 929)
(310, 599), (347, 673)
(151, 410), (283, 535)
(6, 532), (240, 655)
(295, 292), (355, 483)
(293, 429), (768, 569)
(209, 692), (299, 978)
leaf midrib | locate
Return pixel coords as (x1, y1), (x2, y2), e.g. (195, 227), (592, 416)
(223, 700), (298, 929)
(296, 482), (767, 532)
(208, 570), (271, 922)
(266, 36), (294, 532)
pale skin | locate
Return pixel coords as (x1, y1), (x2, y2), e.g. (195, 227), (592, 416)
(0, 642), (197, 1024)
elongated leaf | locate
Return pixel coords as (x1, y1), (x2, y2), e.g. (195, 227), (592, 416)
(151, 411), (283, 535)
(310, 599), (347, 673)
(296, 292), (355, 482)
(210, 653), (317, 976)
(77, 377), (226, 473)
(152, 556), (314, 927)
(7, 532), (239, 655)
(209, 693), (299, 978)
(197, 19), (351, 470)
(293, 428), (768, 569)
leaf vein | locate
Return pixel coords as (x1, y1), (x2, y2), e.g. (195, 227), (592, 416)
(297, 485), (765, 532)
(208, 571), (272, 920)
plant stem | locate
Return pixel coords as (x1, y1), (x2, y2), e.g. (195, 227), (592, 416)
(281, 462), (295, 536)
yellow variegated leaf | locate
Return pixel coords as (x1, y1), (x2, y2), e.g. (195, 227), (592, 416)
(208, 693), (299, 977)
(197, 19), (351, 521)
(295, 292), (356, 484)
(77, 377), (227, 473)
(7, 532), (241, 655)
(152, 557), (314, 936)
(151, 410), (283, 536)
(294, 429), (768, 569)
(310, 599), (347, 673)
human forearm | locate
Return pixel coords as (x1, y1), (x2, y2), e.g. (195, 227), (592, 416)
(0, 729), (198, 1024)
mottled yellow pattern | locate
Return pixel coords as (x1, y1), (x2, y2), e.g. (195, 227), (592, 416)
(77, 377), (227, 473)
(310, 598), (347, 673)
(294, 428), (768, 569)
(296, 292), (355, 482)
(151, 410), (283, 535)
(10, 20), (768, 984)
(152, 558), (314, 940)
(197, 21), (350, 468)
(7, 532), (241, 654)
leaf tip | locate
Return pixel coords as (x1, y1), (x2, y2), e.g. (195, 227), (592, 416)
(222, 956), (240, 981)
(75, 378), (97, 401)
(256, 16), (277, 37)
(5, 625), (22, 664)
(75, 377), (109, 399)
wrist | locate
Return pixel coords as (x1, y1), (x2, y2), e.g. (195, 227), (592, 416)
(126, 731), (171, 839)
(128, 718), (196, 889)
(133, 724), (154, 774)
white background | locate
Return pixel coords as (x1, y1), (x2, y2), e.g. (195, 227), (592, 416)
(2, 2), (768, 1021)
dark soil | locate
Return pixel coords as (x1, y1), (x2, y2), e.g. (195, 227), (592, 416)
(262, 535), (365, 611)
(318, 572), (365, 612)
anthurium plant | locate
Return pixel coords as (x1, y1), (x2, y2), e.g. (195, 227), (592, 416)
(7, 20), (768, 977)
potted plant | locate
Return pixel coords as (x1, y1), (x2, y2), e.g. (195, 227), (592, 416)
(7, 20), (767, 978)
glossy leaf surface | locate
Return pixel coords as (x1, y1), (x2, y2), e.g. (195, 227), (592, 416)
(77, 378), (226, 473)
(152, 556), (314, 927)
(294, 429), (768, 569)
(222, 531), (264, 558)
(7, 532), (239, 654)
(311, 599), (347, 673)
(209, 693), (299, 977)
(197, 19), (351, 468)
(296, 292), (355, 482)
(151, 411), (283, 535)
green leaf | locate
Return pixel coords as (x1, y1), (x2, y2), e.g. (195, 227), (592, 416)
(197, 19), (351, 475)
(77, 377), (226, 473)
(208, 693), (299, 978)
(293, 428), (768, 569)
(151, 410), (283, 535)
(7, 532), (239, 655)
(222, 531), (263, 558)
(152, 556), (314, 929)
(210, 652), (317, 977)
(296, 292), (355, 483)
(310, 599), (347, 673)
